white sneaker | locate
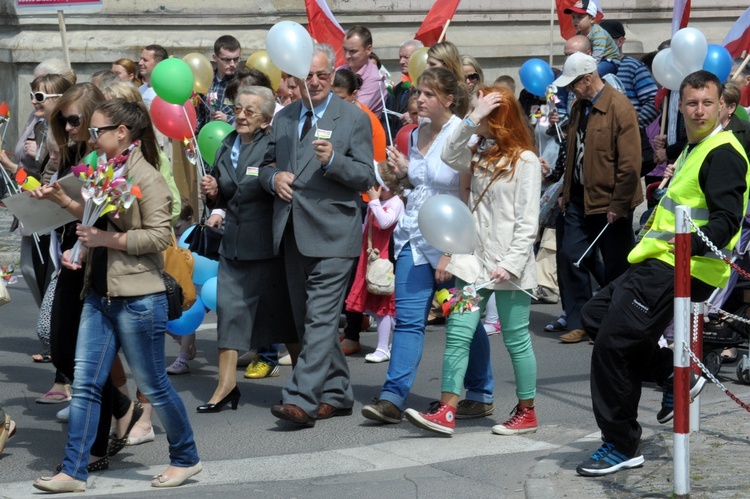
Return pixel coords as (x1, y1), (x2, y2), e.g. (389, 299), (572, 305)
(56, 405), (70, 422)
(278, 353), (292, 366)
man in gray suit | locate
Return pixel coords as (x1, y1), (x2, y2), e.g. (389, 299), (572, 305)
(260, 44), (375, 427)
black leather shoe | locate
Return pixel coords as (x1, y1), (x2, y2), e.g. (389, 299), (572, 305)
(197, 386), (241, 413)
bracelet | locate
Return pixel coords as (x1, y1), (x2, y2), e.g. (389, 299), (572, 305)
(443, 252), (452, 258)
(61, 198), (73, 209)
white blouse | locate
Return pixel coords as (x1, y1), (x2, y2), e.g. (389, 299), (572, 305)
(393, 114), (462, 267)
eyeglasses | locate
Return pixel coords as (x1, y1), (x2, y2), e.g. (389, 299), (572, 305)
(232, 106), (264, 118)
(88, 125), (123, 141)
(218, 56), (240, 64)
(465, 73), (480, 82)
(567, 74), (589, 88)
(30, 91), (62, 103)
(58, 113), (83, 128)
(305, 72), (331, 82)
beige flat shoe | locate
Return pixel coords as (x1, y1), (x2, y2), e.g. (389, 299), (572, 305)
(151, 462), (202, 488)
(33, 476), (86, 493)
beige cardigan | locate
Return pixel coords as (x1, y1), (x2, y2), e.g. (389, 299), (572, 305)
(441, 119), (541, 291)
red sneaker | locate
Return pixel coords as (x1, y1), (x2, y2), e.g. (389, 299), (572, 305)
(491, 404), (538, 435)
(404, 401), (456, 435)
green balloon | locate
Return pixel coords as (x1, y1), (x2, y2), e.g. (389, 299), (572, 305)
(198, 121), (234, 165)
(151, 58), (195, 105)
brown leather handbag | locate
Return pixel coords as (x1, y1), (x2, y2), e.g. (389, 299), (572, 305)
(163, 233), (196, 311)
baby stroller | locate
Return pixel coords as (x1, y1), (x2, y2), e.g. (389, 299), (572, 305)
(702, 214), (750, 382)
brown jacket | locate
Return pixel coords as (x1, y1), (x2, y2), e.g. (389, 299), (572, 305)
(562, 83), (643, 217)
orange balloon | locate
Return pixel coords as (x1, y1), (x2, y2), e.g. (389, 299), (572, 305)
(246, 50), (282, 92)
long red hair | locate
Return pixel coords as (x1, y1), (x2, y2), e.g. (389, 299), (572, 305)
(472, 86), (535, 181)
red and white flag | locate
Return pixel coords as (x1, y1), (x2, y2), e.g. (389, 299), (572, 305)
(555, 0), (604, 41)
(305, 0), (346, 67)
(414, 0), (461, 46)
(672, 0), (690, 35)
(723, 7), (750, 58)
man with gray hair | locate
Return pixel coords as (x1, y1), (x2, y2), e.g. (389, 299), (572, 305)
(260, 43), (375, 428)
(387, 39), (423, 135)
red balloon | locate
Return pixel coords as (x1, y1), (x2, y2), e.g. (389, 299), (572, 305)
(150, 96), (197, 141)
(395, 124), (418, 156)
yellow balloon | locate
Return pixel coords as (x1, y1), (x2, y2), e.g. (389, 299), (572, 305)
(246, 50), (282, 92)
(182, 52), (214, 94)
(408, 47), (430, 84)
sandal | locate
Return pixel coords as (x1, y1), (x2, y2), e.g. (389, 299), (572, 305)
(36, 391), (72, 404)
(32, 354), (52, 363)
(109, 402), (143, 457)
(544, 317), (567, 332)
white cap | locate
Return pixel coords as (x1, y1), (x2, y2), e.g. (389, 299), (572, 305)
(553, 52), (597, 87)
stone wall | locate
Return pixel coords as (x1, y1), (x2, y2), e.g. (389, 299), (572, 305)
(0, 0), (748, 146)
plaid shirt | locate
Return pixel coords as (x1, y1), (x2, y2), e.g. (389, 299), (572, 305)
(197, 71), (235, 132)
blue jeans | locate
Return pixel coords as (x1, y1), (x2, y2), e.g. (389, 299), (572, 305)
(258, 344), (279, 365)
(62, 291), (199, 481)
(379, 244), (492, 411)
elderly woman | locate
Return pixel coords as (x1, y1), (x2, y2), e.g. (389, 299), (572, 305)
(198, 86), (298, 413)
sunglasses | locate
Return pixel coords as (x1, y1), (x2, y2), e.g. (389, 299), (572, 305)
(58, 113), (83, 128)
(465, 73), (480, 82)
(88, 125), (123, 141)
(30, 91), (62, 103)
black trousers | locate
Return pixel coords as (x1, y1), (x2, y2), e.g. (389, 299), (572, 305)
(559, 194), (633, 330)
(581, 259), (713, 455)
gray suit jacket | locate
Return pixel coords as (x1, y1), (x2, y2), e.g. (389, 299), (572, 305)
(212, 129), (276, 261)
(259, 94), (375, 258)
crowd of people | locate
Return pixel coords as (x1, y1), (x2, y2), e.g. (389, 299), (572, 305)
(2, 1), (750, 490)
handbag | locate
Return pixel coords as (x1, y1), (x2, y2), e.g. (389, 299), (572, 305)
(185, 215), (223, 261)
(365, 213), (395, 296)
(163, 233), (196, 311)
(161, 271), (184, 321)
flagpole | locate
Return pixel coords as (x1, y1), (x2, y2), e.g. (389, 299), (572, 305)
(437, 19), (451, 43)
(732, 53), (750, 82)
(549, 0), (555, 66)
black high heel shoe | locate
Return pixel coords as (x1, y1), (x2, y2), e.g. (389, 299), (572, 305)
(197, 386), (241, 413)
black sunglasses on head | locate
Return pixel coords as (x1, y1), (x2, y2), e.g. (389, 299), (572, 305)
(58, 113), (83, 128)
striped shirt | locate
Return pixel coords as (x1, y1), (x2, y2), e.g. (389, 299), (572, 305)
(587, 24), (621, 65)
(615, 56), (659, 129)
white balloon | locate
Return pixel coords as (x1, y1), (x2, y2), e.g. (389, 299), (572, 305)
(265, 21), (314, 79)
(417, 195), (477, 255)
(652, 49), (685, 91)
(671, 27), (708, 75)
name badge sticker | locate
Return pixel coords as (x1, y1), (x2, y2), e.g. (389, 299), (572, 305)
(246, 166), (259, 176)
(315, 129), (332, 140)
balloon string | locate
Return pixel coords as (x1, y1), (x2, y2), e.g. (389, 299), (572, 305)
(473, 253), (537, 300)
(303, 80), (319, 137)
(182, 105), (206, 179)
(196, 94), (213, 114)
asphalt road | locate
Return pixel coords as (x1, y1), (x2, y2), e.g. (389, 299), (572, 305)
(2, 273), (729, 498)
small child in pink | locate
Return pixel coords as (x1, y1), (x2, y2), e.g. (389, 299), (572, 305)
(345, 162), (404, 363)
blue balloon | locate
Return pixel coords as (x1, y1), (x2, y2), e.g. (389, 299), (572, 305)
(192, 253), (219, 286)
(201, 276), (218, 311)
(177, 224), (196, 249)
(703, 44), (732, 82)
(166, 296), (206, 336)
(520, 58), (555, 98)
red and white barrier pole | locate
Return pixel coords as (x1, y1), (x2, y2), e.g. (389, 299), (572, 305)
(690, 301), (703, 432)
(673, 205), (691, 497)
